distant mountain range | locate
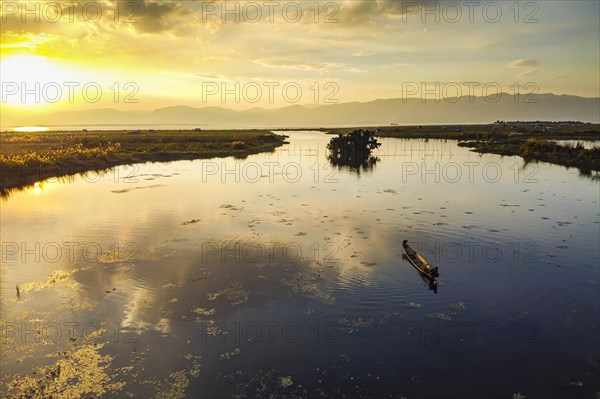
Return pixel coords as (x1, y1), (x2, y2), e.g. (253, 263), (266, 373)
(3, 93), (599, 128)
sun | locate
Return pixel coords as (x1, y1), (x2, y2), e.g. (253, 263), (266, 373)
(0, 55), (75, 109)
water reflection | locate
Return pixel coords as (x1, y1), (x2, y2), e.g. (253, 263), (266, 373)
(421, 273), (439, 294)
(327, 152), (379, 174)
(402, 253), (439, 294)
(1, 131), (599, 398)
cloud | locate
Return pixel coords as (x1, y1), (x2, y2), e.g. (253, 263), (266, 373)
(375, 0), (432, 14)
(345, 67), (367, 73)
(508, 59), (540, 68)
(337, 0), (434, 24)
(516, 70), (539, 78)
(253, 59), (365, 74)
(546, 73), (569, 80)
(509, 59), (541, 79)
(125, 0), (185, 34)
(352, 51), (378, 57)
(253, 59), (331, 71)
(0, 0), (186, 36)
(0, 32), (53, 51)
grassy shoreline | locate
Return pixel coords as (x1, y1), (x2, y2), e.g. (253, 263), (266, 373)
(328, 123), (600, 174)
(0, 129), (286, 194)
(458, 138), (600, 175)
(326, 122), (600, 140)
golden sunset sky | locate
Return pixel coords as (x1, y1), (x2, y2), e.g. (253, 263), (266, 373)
(1, 0), (599, 115)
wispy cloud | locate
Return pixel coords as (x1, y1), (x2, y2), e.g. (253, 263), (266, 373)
(546, 73), (569, 80)
(345, 67), (367, 73)
(194, 73), (236, 82)
(516, 70), (539, 78)
(253, 59), (365, 73)
(253, 59), (330, 71)
(508, 59), (540, 68)
(338, 0), (434, 24)
(353, 51), (378, 57)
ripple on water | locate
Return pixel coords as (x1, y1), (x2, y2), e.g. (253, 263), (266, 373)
(322, 262), (468, 316)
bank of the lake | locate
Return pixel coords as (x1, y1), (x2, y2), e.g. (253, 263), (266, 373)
(327, 122), (600, 141)
(458, 138), (600, 174)
(328, 123), (600, 174)
(0, 129), (286, 193)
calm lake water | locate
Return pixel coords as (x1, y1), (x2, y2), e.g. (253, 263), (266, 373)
(1, 131), (599, 398)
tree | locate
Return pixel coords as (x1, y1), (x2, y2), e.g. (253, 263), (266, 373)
(326, 129), (381, 173)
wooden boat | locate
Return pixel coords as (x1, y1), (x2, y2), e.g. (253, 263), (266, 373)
(402, 240), (439, 283)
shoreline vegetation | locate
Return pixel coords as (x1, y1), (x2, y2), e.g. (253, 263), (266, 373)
(327, 122), (600, 175)
(457, 138), (600, 175)
(1, 122), (599, 194)
(0, 129), (286, 195)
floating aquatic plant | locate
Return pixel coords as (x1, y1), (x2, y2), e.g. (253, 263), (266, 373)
(192, 307), (216, 316)
(280, 376), (293, 388)
(20, 269), (79, 293)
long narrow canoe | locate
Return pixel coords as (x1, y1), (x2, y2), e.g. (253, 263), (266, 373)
(402, 240), (439, 283)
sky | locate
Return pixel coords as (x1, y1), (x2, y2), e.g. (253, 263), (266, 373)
(1, 0), (599, 115)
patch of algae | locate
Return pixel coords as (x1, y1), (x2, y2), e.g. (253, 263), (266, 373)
(207, 283), (249, 306)
(0, 311), (53, 361)
(284, 271), (334, 304)
(192, 307), (217, 316)
(154, 371), (189, 399)
(4, 333), (203, 399)
(280, 376), (293, 388)
(97, 248), (137, 264)
(20, 270), (80, 293)
(338, 317), (374, 334)
(220, 348), (241, 361)
(2, 330), (126, 399)
(152, 357), (202, 399)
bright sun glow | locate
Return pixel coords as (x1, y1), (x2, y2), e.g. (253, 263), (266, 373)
(0, 55), (75, 109)
(13, 126), (49, 132)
